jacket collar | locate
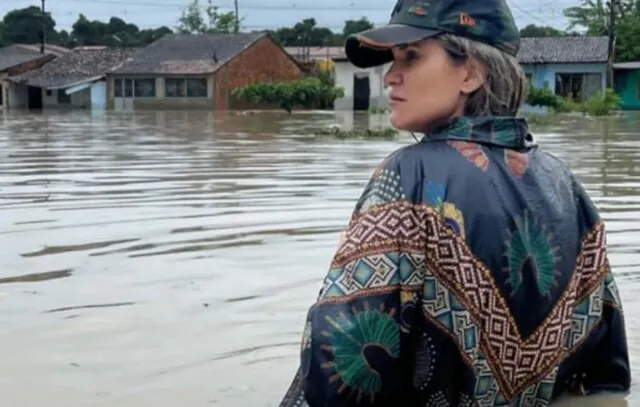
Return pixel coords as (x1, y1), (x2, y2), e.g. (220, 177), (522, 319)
(422, 116), (535, 150)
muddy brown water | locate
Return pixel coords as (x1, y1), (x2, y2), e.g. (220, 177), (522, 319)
(0, 110), (639, 406)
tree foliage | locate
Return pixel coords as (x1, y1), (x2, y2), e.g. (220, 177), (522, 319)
(177, 0), (240, 34)
(0, 6), (171, 47)
(519, 24), (579, 37)
(564, 0), (640, 61)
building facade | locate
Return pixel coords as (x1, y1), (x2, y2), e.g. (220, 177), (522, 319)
(107, 33), (303, 111)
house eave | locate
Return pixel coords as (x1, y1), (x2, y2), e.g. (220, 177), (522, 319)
(46, 75), (105, 90)
(519, 60), (608, 65)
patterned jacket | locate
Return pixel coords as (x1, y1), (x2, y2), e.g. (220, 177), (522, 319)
(280, 116), (631, 406)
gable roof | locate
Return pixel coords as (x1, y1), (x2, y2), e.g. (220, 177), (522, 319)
(518, 36), (609, 64)
(9, 47), (136, 89)
(0, 44), (69, 71)
(110, 32), (268, 75)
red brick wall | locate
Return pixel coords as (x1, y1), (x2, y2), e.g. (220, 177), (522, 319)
(214, 35), (303, 109)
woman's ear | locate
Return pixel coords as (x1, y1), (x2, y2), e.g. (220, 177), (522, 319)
(460, 60), (486, 95)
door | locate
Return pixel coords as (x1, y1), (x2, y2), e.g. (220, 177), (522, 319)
(114, 78), (134, 111)
(353, 74), (370, 111)
(27, 86), (43, 110)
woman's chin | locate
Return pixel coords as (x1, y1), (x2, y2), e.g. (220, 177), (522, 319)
(389, 112), (407, 130)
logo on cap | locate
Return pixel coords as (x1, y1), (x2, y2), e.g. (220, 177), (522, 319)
(408, 5), (427, 16)
(459, 13), (477, 27)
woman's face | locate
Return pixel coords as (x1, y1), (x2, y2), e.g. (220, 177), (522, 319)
(383, 39), (482, 133)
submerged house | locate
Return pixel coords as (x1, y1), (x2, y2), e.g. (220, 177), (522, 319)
(332, 49), (390, 111)
(519, 36), (609, 102)
(106, 32), (303, 110)
(0, 44), (69, 110)
(7, 46), (135, 110)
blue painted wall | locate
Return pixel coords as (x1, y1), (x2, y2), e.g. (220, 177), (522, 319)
(91, 81), (107, 110)
(521, 62), (607, 95)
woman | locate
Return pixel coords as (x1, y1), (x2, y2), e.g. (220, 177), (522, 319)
(280, 0), (631, 405)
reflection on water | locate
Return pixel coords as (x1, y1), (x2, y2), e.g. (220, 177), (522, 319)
(0, 110), (639, 406)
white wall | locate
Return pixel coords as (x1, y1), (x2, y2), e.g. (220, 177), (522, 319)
(334, 61), (391, 110)
(42, 88), (91, 108)
(8, 84), (28, 108)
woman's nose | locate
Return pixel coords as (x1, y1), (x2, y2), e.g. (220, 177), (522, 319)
(384, 68), (401, 88)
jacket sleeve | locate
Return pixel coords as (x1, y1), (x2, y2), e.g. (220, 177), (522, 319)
(280, 157), (425, 407)
(558, 179), (631, 396)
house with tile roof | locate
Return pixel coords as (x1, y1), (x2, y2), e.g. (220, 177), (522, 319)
(518, 36), (610, 102)
(6, 46), (135, 110)
(330, 36), (611, 111)
(106, 32), (303, 110)
(0, 43), (69, 109)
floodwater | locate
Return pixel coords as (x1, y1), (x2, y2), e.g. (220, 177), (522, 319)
(0, 110), (639, 406)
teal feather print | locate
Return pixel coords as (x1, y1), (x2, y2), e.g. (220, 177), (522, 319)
(504, 211), (560, 297)
(447, 117), (473, 139)
(492, 118), (517, 145)
(322, 303), (400, 403)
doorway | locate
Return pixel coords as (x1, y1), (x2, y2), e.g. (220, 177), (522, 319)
(353, 73), (370, 111)
(27, 86), (43, 109)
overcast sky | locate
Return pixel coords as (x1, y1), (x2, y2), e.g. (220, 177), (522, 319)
(2, 0), (581, 32)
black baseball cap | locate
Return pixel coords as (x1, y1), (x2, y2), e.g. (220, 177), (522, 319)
(345, 0), (521, 68)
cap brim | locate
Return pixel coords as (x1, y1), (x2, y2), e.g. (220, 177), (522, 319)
(345, 24), (441, 68)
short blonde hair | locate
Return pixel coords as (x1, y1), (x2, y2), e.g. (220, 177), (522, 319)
(436, 33), (527, 116)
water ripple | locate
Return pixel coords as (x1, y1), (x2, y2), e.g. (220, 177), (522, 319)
(0, 110), (639, 406)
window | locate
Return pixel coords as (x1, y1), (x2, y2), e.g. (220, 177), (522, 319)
(57, 89), (71, 104)
(124, 79), (133, 97)
(165, 78), (185, 97)
(114, 80), (122, 97)
(134, 78), (156, 97)
(186, 78), (207, 97)
(555, 73), (602, 102)
(165, 78), (208, 98)
(114, 79), (144, 98)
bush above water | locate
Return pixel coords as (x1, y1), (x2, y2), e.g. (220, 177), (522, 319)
(231, 78), (345, 113)
(581, 89), (622, 116)
(526, 86), (621, 116)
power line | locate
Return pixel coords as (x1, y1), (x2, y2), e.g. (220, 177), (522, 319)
(5, 0), (397, 9)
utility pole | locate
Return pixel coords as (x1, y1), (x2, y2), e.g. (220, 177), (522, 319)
(40, 0), (46, 54)
(233, 0), (239, 33)
(606, 0), (617, 88)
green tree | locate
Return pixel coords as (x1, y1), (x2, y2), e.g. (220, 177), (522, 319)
(519, 24), (566, 37)
(563, 0), (640, 61)
(2, 6), (58, 45)
(271, 18), (340, 46)
(342, 17), (374, 38)
(69, 14), (171, 47)
(564, 0), (609, 34)
(177, 0), (241, 34)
